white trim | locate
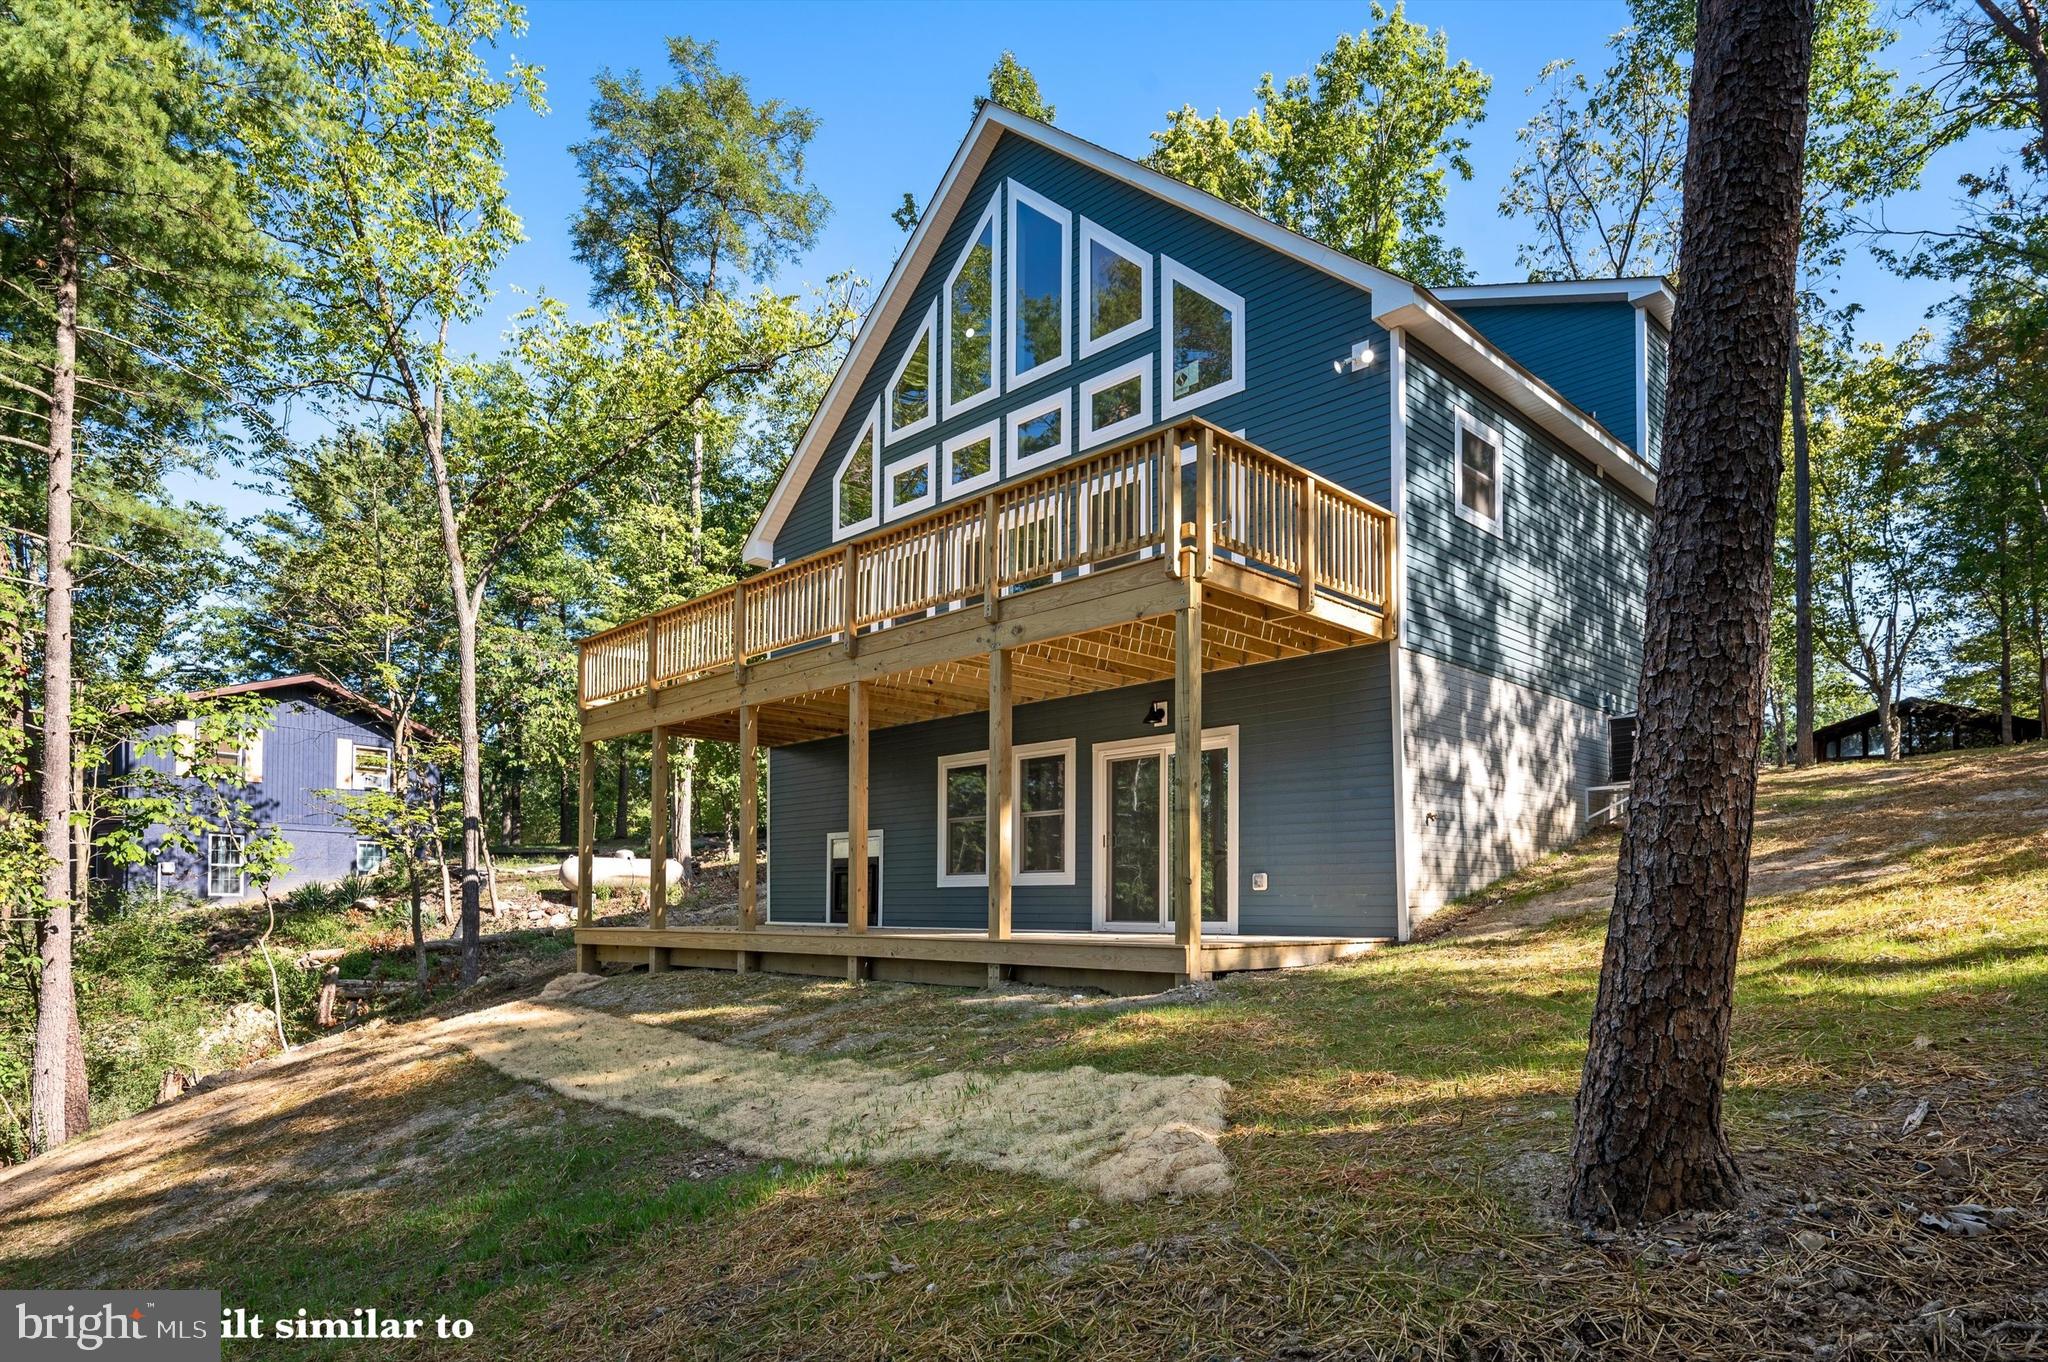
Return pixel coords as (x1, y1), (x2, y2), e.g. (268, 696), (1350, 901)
(1158, 256), (1247, 419)
(882, 445), (938, 521)
(942, 419), (1001, 498)
(1452, 407), (1504, 536)
(1078, 354), (1153, 451)
(1078, 217), (1153, 358)
(885, 301), (938, 443)
(826, 829), (886, 925)
(1388, 328), (1413, 942)
(941, 196), (1002, 419)
(831, 403), (882, 540)
(1090, 726), (1239, 934)
(1434, 278), (1676, 330)
(1634, 305), (1650, 463)
(1004, 389), (1071, 476)
(350, 741), (394, 793)
(745, 104), (1656, 566)
(933, 739), (1077, 888)
(1005, 181), (1071, 388)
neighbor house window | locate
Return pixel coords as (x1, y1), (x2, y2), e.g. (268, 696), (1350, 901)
(1079, 218), (1151, 357)
(834, 404), (881, 537)
(1078, 355), (1153, 449)
(1454, 410), (1502, 533)
(1160, 257), (1246, 418)
(944, 420), (1000, 497)
(933, 739), (1077, 887)
(1005, 390), (1070, 476)
(883, 446), (938, 521)
(351, 743), (393, 792)
(211, 730), (263, 783)
(944, 200), (1000, 415)
(1006, 182), (1070, 386)
(887, 303), (937, 441)
(356, 841), (386, 874)
(206, 833), (246, 898)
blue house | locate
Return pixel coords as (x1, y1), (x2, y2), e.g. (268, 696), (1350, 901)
(569, 105), (1666, 991)
(105, 675), (432, 903)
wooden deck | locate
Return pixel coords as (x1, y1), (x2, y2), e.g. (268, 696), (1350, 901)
(575, 924), (1384, 995)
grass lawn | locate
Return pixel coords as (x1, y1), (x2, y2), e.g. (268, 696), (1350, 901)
(3, 746), (2045, 1359)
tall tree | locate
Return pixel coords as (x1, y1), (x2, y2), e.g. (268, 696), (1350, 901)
(1568, 0), (1814, 1225)
(1146, 2), (1491, 284)
(0, 0), (276, 1153)
(980, 52), (1056, 122)
(570, 38), (839, 876)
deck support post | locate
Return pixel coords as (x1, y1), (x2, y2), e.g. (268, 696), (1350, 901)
(848, 680), (869, 935)
(738, 702), (759, 931)
(988, 647), (1013, 941)
(575, 739), (597, 974)
(1172, 567), (1207, 981)
(1298, 474), (1319, 612)
(647, 725), (670, 972)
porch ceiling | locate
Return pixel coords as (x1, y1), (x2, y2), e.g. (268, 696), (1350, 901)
(592, 558), (1386, 748)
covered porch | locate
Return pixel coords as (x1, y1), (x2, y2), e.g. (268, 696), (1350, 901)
(572, 419), (1398, 991)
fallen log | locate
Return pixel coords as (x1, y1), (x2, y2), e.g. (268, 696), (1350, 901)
(335, 979), (418, 999)
(297, 927), (562, 971)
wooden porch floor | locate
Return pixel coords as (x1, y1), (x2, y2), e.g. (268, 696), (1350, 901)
(575, 924), (1384, 995)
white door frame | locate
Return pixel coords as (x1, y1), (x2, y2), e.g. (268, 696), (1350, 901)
(1090, 725), (1239, 934)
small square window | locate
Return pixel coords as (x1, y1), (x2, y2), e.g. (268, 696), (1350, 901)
(882, 446), (938, 521)
(943, 420), (1000, 497)
(356, 841), (387, 874)
(1078, 356), (1153, 450)
(1005, 390), (1070, 475)
(351, 743), (393, 792)
(1454, 411), (1503, 534)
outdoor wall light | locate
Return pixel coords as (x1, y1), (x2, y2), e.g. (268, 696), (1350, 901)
(1145, 700), (1170, 729)
(1332, 340), (1376, 375)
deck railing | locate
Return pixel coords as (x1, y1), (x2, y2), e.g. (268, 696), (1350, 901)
(579, 418), (1395, 707)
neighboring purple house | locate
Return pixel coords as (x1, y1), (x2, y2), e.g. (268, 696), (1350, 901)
(102, 675), (437, 903)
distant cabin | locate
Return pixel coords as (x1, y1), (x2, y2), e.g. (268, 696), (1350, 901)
(99, 675), (435, 903)
(1815, 698), (2041, 761)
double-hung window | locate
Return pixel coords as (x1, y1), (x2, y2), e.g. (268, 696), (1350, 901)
(1454, 410), (1503, 534)
(935, 739), (1077, 887)
(206, 833), (246, 898)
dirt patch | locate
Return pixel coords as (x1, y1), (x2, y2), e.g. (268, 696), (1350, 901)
(436, 996), (1234, 1201)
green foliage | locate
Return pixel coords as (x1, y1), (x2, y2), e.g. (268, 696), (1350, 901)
(572, 37), (828, 310)
(1146, 3), (1490, 284)
(981, 52), (1055, 122)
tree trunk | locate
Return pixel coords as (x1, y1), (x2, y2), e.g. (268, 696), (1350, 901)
(1568, 0), (1814, 1226)
(557, 759), (574, 845)
(677, 739), (697, 885)
(612, 744), (629, 842)
(1997, 517), (2015, 743)
(30, 180), (82, 1156)
(1790, 337), (1816, 766)
(409, 863), (427, 999)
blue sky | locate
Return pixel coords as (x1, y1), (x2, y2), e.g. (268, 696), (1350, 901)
(197, 0), (2007, 510)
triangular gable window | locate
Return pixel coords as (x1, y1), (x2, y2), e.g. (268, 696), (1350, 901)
(943, 199), (1001, 416)
(887, 303), (937, 442)
(834, 404), (881, 538)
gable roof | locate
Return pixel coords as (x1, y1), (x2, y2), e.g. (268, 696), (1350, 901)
(188, 674), (443, 743)
(746, 104), (1658, 565)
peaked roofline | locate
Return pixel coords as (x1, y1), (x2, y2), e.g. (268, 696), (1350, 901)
(188, 673), (444, 743)
(746, 105), (1656, 565)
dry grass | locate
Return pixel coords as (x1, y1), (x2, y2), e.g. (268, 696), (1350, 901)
(2, 745), (2045, 1360)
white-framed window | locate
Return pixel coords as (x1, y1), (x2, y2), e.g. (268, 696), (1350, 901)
(1006, 181), (1070, 388)
(886, 302), (937, 443)
(350, 742), (393, 792)
(1453, 409), (1503, 534)
(943, 419), (1001, 498)
(1005, 389), (1071, 476)
(943, 198), (1001, 417)
(826, 829), (884, 925)
(933, 738), (1077, 888)
(1079, 218), (1152, 358)
(205, 833), (246, 898)
(833, 402), (881, 539)
(1159, 256), (1247, 419)
(1078, 354), (1153, 450)
(355, 840), (386, 874)
(883, 445), (938, 521)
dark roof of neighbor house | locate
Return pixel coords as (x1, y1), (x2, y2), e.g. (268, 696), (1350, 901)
(186, 674), (444, 744)
(1812, 697), (2042, 746)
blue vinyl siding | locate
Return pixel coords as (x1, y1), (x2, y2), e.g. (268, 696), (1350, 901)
(112, 686), (404, 899)
(766, 645), (1397, 937)
(1446, 301), (1642, 453)
(774, 131), (1393, 563)
(1402, 342), (1650, 713)
(1646, 319), (1669, 466)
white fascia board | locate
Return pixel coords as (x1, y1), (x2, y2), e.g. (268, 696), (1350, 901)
(1433, 278), (1676, 330)
(1374, 294), (1659, 506)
